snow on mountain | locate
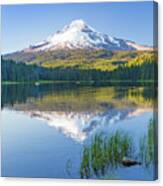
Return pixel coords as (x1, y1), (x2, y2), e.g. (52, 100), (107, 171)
(126, 41), (152, 51)
(24, 19), (152, 52)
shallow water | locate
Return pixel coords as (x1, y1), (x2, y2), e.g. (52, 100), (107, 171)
(1, 84), (157, 180)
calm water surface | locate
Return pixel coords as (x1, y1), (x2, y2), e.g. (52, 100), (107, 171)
(1, 84), (157, 180)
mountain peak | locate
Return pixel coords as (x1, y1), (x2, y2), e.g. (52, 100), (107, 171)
(25, 19), (152, 52)
(61, 19), (91, 34)
(68, 19), (87, 29)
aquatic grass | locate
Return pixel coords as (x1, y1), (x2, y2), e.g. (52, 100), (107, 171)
(139, 119), (155, 167)
(80, 118), (155, 179)
(80, 146), (91, 178)
(80, 131), (134, 179)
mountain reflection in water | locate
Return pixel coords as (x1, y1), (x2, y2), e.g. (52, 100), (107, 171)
(1, 84), (157, 179)
(24, 108), (150, 142)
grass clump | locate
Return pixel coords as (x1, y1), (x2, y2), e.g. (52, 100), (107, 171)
(139, 119), (155, 167)
(80, 131), (133, 179)
(80, 118), (156, 179)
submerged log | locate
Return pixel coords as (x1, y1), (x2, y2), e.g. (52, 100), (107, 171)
(122, 158), (141, 167)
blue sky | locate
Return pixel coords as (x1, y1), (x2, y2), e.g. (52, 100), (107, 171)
(2, 1), (155, 53)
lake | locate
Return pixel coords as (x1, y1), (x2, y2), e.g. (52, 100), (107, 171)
(1, 83), (157, 180)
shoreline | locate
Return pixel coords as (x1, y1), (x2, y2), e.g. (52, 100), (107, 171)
(1, 80), (157, 86)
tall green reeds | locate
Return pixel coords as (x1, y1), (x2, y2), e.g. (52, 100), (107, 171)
(80, 119), (155, 179)
(80, 131), (133, 178)
(139, 119), (155, 167)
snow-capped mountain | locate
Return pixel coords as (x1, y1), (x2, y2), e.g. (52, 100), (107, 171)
(24, 19), (152, 52)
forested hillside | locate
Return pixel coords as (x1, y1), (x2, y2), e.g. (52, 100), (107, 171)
(1, 50), (157, 83)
